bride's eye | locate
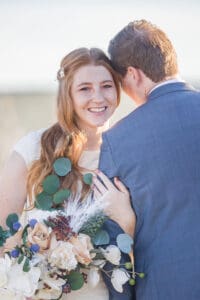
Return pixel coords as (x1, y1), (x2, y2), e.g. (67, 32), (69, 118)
(103, 84), (112, 88)
(79, 87), (90, 91)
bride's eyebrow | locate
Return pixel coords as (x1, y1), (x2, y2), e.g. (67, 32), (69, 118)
(77, 82), (91, 87)
(77, 80), (113, 87)
(101, 80), (113, 84)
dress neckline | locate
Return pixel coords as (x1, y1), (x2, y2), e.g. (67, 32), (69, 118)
(83, 149), (100, 153)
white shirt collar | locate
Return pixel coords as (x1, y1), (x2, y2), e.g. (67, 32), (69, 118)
(149, 76), (185, 95)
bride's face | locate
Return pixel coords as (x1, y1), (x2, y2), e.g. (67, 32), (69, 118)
(71, 64), (118, 131)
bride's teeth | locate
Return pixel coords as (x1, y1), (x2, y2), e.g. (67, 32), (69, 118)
(89, 107), (106, 112)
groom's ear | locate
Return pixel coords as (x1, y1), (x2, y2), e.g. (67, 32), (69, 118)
(127, 66), (142, 86)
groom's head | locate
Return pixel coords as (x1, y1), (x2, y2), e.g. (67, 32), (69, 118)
(108, 20), (178, 105)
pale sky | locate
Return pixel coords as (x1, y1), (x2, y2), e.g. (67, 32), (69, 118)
(0, 0), (199, 92)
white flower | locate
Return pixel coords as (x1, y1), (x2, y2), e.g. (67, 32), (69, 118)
(0, 255), (11, 287)
(6, 259), (41, 297)
(27, 208), (58, 223)
(92, 259), (106, 268)
(33, 288), (62, 300)
(32, 274), (65, 300)
(101, 245), (121, 265)
(87, 268), (100, 288)
(111, 268), (130, 293)
(48, 239), (77, 270)
(0, 288), (25, 300)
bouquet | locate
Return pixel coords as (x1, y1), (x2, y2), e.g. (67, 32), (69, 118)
(0, 157), (144, 299)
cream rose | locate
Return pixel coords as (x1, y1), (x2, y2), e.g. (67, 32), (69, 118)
(70, 233), (94, 265)
(48, 240), (77, 270)
(27, 223), (51, 251)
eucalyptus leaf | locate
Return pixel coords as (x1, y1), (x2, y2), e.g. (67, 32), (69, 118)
(35, 192), (53, 210)
(53, 157), (72, 176)
(53, 189), (71, 205)
(22, 224), (30, 245)
(0, 227), (10, 247)
(116, 233), (134, 254)
(23, 258), (30, 272)
(42, 174), (60, 195)
(83, 173), (93, 185)
(92, 229), (110, 246)
(18, 254), (24, 264)
(6, 213), (19, 230)
(67, 271), (84, 290)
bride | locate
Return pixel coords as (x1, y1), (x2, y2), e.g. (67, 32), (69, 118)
(0, 47), (136, 299)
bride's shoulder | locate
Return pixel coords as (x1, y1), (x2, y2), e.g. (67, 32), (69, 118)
(13, 128), (46, 166)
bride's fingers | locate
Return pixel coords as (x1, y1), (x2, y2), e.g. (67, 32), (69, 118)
(95, 170), (115, 190)
(93, 186), (102, 200)
(93, 176), (108, 194)
(114, 177), (129, 194)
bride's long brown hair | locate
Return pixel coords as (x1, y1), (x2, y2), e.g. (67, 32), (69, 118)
(27, 48), (120, 204)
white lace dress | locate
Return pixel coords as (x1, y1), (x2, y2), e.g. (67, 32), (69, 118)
(13, 129), (109, 300)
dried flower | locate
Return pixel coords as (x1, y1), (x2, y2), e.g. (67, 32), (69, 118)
(27, 223), (51, 251)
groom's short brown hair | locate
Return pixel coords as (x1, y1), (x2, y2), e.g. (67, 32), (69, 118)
(108, 20), (178, 82)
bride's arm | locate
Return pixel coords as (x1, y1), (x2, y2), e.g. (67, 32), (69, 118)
(0, 151), (27, 254)
(93, 170), (136, 237)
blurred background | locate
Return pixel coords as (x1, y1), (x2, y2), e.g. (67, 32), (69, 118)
(0, 0), (200, 168)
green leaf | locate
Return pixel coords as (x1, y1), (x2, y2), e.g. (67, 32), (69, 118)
(43, 219), (56, 228)
(22, 224), (30, 245)
(53, 189), (71, 205)
(0, 227), (10, 247)
(53, 157), (72, 177)
(92, 229), (110, 246)
(67, 271), (84, 290)
(80, 213), (106, 238)
(23, 258), (30, 272)
(6, 213), (19, 229)
(0, 226), (10, 237)
(116, 233), (134, 254)
(35, 192), (53, 210)
(42, 174), (60, 195)
(18, 254), (24, 264)
(83, 173), (93, 185)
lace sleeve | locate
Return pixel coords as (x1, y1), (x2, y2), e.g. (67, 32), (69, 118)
(13, 128), (45, 167)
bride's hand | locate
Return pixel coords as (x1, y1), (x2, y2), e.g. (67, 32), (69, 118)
(93, 170), (136, 236)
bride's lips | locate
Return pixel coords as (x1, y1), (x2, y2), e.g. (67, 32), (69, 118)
(88, 106), (108, 113)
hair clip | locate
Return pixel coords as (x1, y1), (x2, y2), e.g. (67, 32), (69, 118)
(58, 67), (65, 79)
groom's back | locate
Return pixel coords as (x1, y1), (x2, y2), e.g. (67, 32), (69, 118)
(100, 82), (200, 300)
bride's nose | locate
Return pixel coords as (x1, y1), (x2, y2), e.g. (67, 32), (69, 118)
(91, 88), (105, 103)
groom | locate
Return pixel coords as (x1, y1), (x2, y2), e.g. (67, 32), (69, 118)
(100, 20), (200, 299)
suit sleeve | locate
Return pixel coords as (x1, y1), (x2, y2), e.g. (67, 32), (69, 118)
(99, 133), (136, 300)
(98, 132), (118, 179)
